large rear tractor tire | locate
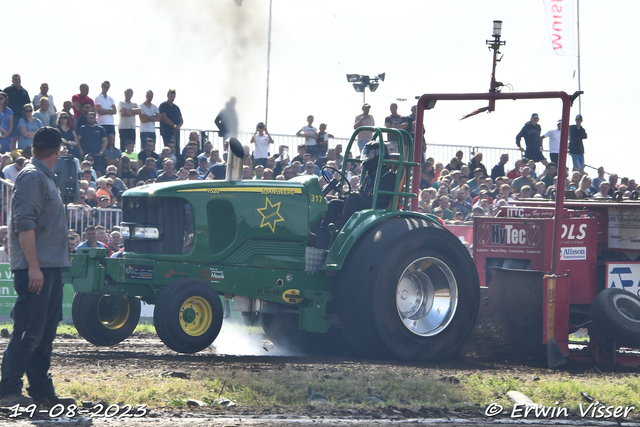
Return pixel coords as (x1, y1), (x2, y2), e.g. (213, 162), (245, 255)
(72, 293), (141, 346)
(154, 279), (224, 353)
(591, 288), (640, 348)
(337, 217), (480, 361)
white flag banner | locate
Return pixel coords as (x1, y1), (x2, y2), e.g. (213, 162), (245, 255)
(542, 0), (578, 56)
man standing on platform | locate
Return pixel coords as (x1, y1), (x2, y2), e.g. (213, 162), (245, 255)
(516, 113), (547, 166)
(95, 81), (116, 136)
(71, 84), (93, 121)
(139, 90), (160, 144)
(159, 89), (183, 153)
(354, 103), (375, 154)
(569, 114), (587, 172)
(4, 74), (30, 150)
(118, 88), (140, 151)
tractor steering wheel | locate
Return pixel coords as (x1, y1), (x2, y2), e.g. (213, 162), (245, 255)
(321, 166), (351, 196)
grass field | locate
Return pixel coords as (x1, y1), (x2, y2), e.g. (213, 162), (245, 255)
(51, 360), (640, 410)
(0, 322), (637, 411)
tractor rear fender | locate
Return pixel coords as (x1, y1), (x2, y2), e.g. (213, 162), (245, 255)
(322, 210), (441, 271)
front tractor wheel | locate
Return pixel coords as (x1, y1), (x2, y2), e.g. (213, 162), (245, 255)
(72, 293), (141, 346)
(337, 217), (480, 361)
(154, 280), (224, 353)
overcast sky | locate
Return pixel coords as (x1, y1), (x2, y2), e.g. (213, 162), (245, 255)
(5, 0), (638, 179)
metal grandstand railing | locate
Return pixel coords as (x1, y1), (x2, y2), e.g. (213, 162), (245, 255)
(173, 128), (531, 175)
(1, 178), (122, 231)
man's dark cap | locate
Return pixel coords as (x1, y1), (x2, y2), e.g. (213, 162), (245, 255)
(99, 195), (109, 201)
(531, 113), (539, 118)
(32, 127), (62, 149)
(576, 114), (583, 120)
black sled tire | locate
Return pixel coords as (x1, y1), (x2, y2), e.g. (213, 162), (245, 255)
(591, 288), (640, 348)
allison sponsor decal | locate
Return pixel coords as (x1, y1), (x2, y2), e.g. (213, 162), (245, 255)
(560, 247), (586, 261)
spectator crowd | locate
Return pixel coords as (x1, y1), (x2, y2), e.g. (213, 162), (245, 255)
(0, 74), (637, 258)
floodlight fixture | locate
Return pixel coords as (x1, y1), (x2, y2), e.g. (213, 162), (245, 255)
(492, 20), (502, 37)
(346, 72), (385, 102)
(486, 20), (506, 50)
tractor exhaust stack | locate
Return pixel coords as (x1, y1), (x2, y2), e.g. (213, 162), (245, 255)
(226, 137), (245, 182)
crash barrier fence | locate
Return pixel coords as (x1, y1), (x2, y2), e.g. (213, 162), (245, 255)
(66, 206), (122, 235)
(145, 127), (605, 180)
(0, 179), (122, 232)
(139, 126), (536, 176)
(0, 178), (10, 228)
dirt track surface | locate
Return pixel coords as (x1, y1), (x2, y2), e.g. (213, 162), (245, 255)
(1, 334), (639, 426)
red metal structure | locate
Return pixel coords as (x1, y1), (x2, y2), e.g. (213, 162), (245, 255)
(409, 22), (640, 367)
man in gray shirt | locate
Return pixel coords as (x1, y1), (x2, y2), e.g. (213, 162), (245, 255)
(0, 127), (72, 409)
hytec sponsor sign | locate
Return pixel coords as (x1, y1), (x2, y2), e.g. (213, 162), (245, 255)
(476, 222), (543, 250)
(475, 218), (592, 256)
(606, 262), (640, 298)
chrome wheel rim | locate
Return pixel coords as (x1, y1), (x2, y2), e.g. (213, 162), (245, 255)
(396, 257), (458, 337)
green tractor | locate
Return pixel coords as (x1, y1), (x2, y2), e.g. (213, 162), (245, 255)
(64, 128), (479, 360)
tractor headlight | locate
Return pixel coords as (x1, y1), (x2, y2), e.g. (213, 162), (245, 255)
(143, 227), (160, 239)
(120, 223), (161, 240)
(134, 227), (145, 238)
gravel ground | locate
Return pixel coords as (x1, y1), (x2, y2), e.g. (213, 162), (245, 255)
(0, 334), (638, 427)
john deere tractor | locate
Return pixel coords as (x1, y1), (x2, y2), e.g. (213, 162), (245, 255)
(64, 128), (479, 360)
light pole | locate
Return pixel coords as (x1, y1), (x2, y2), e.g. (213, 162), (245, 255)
(346, 73), (385, 103)
(486, 20), (506, 112)
(265, 0), (273, 126)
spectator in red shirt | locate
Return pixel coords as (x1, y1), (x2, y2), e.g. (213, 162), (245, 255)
(507, 159), (523, 180)
(71, 83), (94, 120)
